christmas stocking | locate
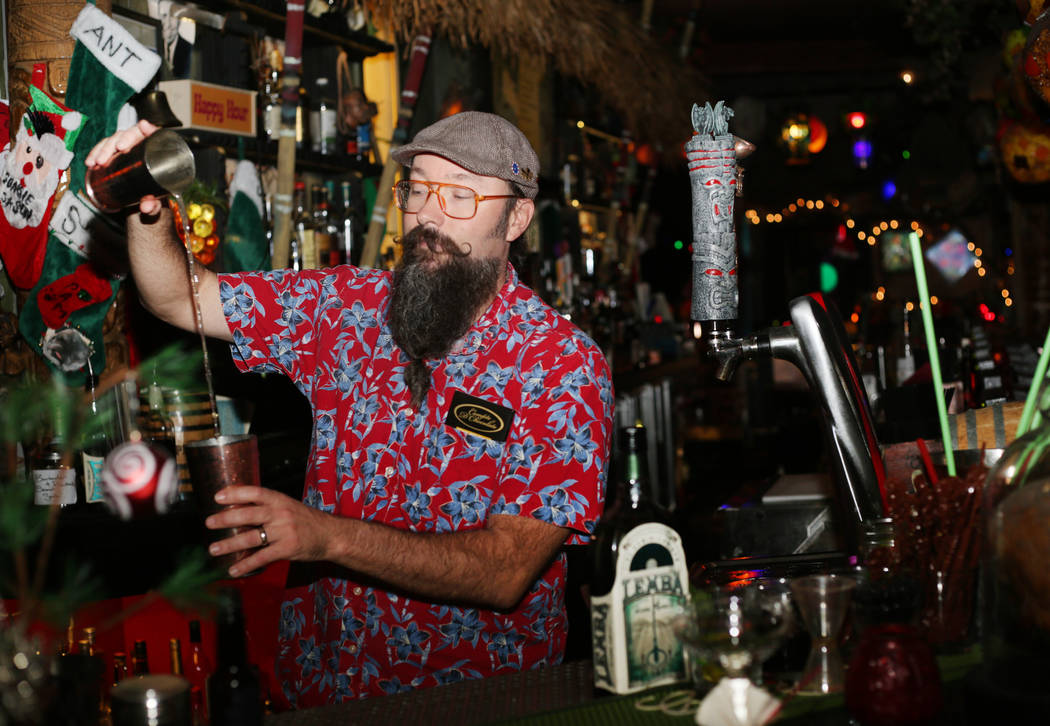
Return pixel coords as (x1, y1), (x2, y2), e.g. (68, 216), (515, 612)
(19, 2), (161, 380)
(0, 66), (84, 290)
(222, 159), (269, 272)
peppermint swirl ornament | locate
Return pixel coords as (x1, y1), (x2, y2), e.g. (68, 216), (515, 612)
(101, 441), (178, 519)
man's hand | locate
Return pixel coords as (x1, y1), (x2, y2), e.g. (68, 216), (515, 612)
(206, 486), (334, 568)
(85, 119), (163, 215)
(206, 486), (570, 610)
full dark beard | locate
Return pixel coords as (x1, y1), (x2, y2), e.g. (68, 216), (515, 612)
(389, 225), (504, 407)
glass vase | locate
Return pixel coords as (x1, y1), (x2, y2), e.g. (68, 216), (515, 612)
(978, 403), (1050, 713)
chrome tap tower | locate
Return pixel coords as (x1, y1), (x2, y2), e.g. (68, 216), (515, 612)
(688, 102), (888, 536)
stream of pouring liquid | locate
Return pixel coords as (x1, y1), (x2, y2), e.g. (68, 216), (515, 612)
(170, 193), (221, 438)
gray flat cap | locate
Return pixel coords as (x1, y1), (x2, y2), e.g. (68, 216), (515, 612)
(391, 112), (539, 198)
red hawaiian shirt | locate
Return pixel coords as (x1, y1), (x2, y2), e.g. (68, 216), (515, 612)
(218, 263), (614, 706)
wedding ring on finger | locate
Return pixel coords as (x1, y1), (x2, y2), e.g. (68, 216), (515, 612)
(258, 525), (269, 547)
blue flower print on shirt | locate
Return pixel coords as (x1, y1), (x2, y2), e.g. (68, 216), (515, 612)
(464, 433), (503, 462)
(295, 637), (323, 678)
(279, 598), (306, 639)
(484, 624), (524, 668)
(510, 297), (549, 324)
(350, 394), (379, 430)
(437, 608), (484, 649)
(440, 480), (487, 528)
(331, 673), (353, 701)
(432, 661), (483, 685)
(489, 495), (521, 516)
(317, 274), (345, 313)
(219, 279), (262, 327)
(341, 609), (365, 646)
(554, 423), (600, 468)
(423, 427), (455, 462)
(277, 290), (311, 336)
(445, 355), (479, 388)
(388, 622), (430, 663)
(378, 675), (422, 696)
(330, 357), (363, 396)
(316, 410), (337, 451)
(505, 437), (544, 481)
(402, 483), (432, 524)
(520, 364), (546, 401)
(364, 592), (383, 637)
(533, 483), (588, 527)
(551, 368), (593, 409)
(269, 336), (299, 372)
(478, 361), (513, 395)
(340, 300), (379, 339)
(303, 485), (334, 513)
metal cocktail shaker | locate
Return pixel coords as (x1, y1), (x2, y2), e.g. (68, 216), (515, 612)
(84, 129), (195, 212)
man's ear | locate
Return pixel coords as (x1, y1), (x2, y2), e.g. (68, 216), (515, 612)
(505, 199), (535, 242)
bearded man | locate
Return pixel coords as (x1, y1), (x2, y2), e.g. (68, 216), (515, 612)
(88, 112), (613, 708)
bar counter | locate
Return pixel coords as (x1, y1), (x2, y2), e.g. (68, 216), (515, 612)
(263, 649), (1009, 725)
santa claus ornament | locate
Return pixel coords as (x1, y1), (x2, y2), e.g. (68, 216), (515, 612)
(17, 3), (161, 381)
(0, 76), (83, 290)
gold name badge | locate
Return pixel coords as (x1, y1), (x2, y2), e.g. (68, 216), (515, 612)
(445, 391), (515, 442)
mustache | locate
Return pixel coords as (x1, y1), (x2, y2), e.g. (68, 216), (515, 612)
(396, 225), (471, 262)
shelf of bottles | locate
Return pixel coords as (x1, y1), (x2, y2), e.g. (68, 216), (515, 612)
(542, 117), (676, 380)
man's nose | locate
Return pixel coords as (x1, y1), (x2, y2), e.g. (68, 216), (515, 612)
(414, 188), (445, 226)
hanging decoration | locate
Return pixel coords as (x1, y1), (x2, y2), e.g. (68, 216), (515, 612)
(807, 115), (828, 154)
(170, 181), (226, 267)
(1022, 13), (1050, 105)
(999, 120), (1050, 183)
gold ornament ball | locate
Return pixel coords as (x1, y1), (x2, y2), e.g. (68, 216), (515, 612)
(188, 202), (203, 220)
(193, 217), (214, 238)
(189, 234), (206, 254)
(200, 204), (215, 222)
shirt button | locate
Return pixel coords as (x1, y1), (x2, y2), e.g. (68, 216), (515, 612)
(404, 408), (414, 417)
(348, 644), (358, 654)
(384, 466), (395, 477)
(351, 450), (360, 460)
(353, 586), (363, 596)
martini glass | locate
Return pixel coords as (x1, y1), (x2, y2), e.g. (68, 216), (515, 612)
(672, 582), (794, 722)
(789, 574), (857, 695)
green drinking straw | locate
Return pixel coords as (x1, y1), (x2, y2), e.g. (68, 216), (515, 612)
(908, 232), (955, 477)
(1017, 324), (1050, 438)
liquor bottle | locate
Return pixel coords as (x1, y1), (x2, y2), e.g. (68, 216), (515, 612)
(144, 384), (176, 459)
(310, 184), (335, 267)
(294, 86), (311, 151)
(186, 620), (211, 726)
(208, 588), (262, 726)
(292, 181), (317, 270)
(894, 304), (915, 387)
(338, 179), (358, 267)
(169, 638), (185, 676)
(312, 77), (337, 156)
(112, 652), (129, 685)
(132, 640), (150, 675)
(589, 424), (690, 694)
(31, 405), (76, 508)
(260, 66), (281, 142)
(82, 627), (97, 656)
(81, 374), (111, 506)
(355, 122), (373, 165)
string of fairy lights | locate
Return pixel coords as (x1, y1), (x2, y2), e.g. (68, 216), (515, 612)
(741, 195), (1015, 313)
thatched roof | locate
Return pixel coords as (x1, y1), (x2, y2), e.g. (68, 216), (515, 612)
(366, 0), (711, 160)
